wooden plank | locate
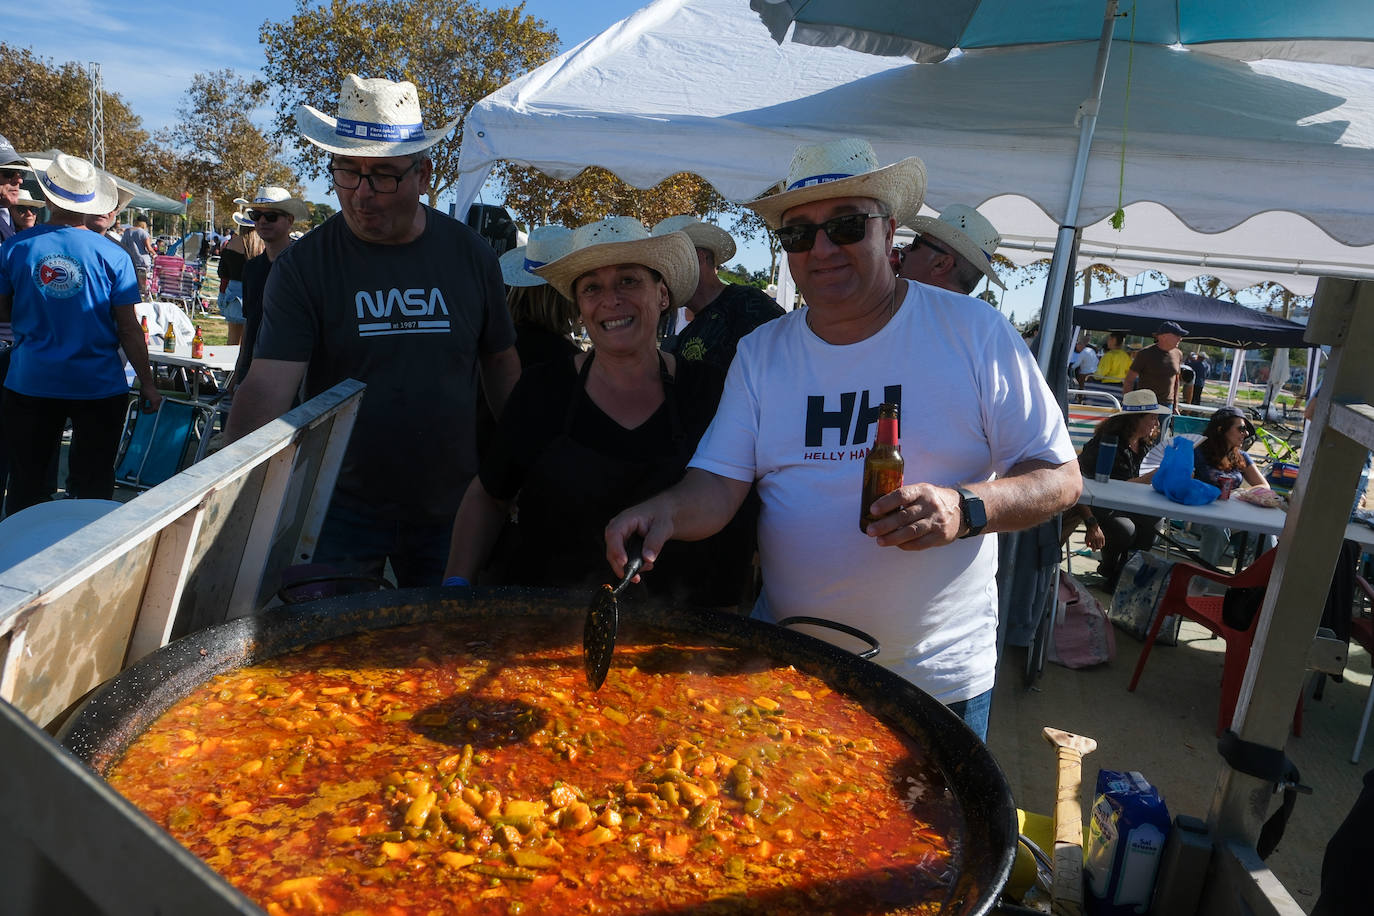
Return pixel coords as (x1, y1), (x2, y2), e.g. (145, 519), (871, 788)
(124, 504), (206, 665)
(1198, 841), (1307, 916)
(226, 448), (295, 619)
(1328, 401), (1374, 453)
(1209, 278), (1374, 846)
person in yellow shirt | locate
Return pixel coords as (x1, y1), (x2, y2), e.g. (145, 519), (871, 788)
(1085, 332), (1132, 399)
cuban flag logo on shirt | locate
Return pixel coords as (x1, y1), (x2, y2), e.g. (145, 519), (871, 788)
(33, 253), (85, 299)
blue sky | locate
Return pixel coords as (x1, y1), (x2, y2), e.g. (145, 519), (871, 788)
(9, 0), (1093, 315)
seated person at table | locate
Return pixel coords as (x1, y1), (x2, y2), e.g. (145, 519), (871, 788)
(1071, 390), (1170, 590)
(444, 217), (752, 608)
(1194, 406), (1268, 492)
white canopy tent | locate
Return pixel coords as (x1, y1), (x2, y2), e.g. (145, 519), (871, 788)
(456, 0), (1374, 295)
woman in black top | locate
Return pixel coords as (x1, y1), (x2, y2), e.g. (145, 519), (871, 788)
(1073, 390), (1171, 589)
(445, 218), (752, 608)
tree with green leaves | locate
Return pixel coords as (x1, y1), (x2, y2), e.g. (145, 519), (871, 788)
(259, 0), (560, 205)
(159, 70), (302, 219)
(0, 44), (164, 192)
(307, 201), (337, 229)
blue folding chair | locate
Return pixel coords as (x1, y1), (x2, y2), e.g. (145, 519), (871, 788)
(115, 397), (213, 490)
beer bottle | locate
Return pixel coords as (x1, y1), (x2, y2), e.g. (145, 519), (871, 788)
(191, 325), (205, 359)
(140, 315), (150, 344)
(163, 321), (176, 353)
(860, 402), (904, 533)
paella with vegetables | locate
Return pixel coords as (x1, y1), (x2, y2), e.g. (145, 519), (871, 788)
(107, 620), (964, 914)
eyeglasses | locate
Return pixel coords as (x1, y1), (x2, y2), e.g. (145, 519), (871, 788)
(902, 235), (951, 259)
(12, 206), (40, 215)
(247, 210), (283, 223)
(774, 213), (887, 253)
(0, 169), (24, 184)
(329, 160), (420, 194)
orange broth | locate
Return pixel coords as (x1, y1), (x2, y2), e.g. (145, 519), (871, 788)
(108, 620), (962, 914)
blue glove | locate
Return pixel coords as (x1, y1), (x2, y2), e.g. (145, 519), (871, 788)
(442, 576), (470, 588)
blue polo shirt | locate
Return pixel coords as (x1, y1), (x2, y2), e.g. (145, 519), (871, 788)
(0, 224), (139, 398)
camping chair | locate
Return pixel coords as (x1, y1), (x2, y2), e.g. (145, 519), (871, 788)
(1066, 390), (1120, 453)
(151, 255), (204, 317)
(114, 396), (215, 490)
(1127, 548), (1303, 736)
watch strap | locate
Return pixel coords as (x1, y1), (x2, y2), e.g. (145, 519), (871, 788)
(955, 486), (987, 539)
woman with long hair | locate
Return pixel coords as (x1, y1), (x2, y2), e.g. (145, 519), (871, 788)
(1194, 406), (1268, 492)
(1072, 390), (1171, 589)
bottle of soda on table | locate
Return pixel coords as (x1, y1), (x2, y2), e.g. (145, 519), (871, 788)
(860, 403), (904, 533)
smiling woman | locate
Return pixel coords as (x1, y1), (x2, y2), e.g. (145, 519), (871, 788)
(444, 217), (756, 609)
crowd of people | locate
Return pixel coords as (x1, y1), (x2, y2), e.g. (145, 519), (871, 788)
(4, 75), (1091, 738)
(1073, 320), (1217, 409)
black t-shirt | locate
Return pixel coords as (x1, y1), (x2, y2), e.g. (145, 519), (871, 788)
(669, 284), (784, 374)
(218, 246), (247, 282)
(256, 209), (514, 521)
(233, 251), (273, 383)
(479, 355), (751, 605)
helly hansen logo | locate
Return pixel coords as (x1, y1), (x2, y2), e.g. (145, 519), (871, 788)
(804, 386), (902, 447)
(354, 288), (452, 337)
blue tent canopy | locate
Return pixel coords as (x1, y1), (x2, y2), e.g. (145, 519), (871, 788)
(1073, 288), (1309, 349)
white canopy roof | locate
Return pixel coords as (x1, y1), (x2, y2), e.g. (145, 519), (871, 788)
(456, 0), (1374, 291)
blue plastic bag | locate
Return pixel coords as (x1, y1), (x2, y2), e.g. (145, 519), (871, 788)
(1151, 437), (1219, 506)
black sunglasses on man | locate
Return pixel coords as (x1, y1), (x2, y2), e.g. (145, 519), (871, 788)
(774, 212), (888, 253)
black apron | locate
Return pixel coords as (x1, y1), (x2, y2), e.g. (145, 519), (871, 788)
(511, 351), (694, 592)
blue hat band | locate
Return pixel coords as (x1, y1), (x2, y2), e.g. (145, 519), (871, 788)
(523, 257), (546, 272)
(39, 172), (95, 203)
(335, 117), (425, 142)
(786, 172), (856, 191)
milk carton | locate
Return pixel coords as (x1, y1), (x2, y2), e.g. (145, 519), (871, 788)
(1083, 770), (1171, 915)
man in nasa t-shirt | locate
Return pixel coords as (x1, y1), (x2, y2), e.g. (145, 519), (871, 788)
(226, 76), (519, 586)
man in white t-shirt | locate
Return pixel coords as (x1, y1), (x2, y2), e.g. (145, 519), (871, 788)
(606, 139), (1079, 739)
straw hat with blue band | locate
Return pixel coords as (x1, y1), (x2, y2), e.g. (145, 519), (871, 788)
(533, 217), (699, 309)
(500, 225), (575, 287)
(235, 186), (310, 222)
(745, 137), (926, 230)
(1111, 389), (1174, 418)
(906, 204), (1005, 289)
(38, 153), (118, 216)
(296, 75), (460, 157)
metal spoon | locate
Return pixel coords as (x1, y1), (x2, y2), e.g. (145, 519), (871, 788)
(584, 534), (642, 690)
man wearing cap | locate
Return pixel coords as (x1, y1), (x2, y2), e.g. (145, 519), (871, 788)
(228, 188), (308, 389)
(606, 139), (1079, 738)
(897, 204), (1005, 296)
(651, 216), (783, 373)
(226, 76), (520, 588)
(1125, 321), (1188, 410)
(0, 153), (161, 513)
(0, 135), (31, 243)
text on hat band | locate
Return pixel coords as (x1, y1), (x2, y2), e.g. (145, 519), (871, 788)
(335, 117), (425, 142)
(786, 172), (856, 191)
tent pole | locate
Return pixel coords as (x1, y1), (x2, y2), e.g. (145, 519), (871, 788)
(1227, 348), (1244, 405)
(1036, 0), (1120, 374)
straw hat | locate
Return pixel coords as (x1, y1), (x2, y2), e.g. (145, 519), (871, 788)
(36, 153), (118, 215)
(499, 225), (574, 287)
(236, 186), (310, 221)
(11, 188), (44, 209)
(296, 75), (459, 157)
(112, 182), (136, 213)
(230, 210), (256, 228)
(651, 215), (736, 265)
(534, 217), (699, 308)
(906, 204), (1005, 289)
(746, 138), (926, 230)
(1111, 390), (1173, 418)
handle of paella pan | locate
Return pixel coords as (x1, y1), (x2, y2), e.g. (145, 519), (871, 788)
(775, 616), (881, 659)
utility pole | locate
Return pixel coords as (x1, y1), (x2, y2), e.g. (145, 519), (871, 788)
(87, 62), (106, 169)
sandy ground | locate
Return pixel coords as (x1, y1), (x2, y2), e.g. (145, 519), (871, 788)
(988, 531), (1373, 912)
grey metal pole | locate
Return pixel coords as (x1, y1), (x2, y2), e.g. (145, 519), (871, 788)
(1036, 0), (1120, 374)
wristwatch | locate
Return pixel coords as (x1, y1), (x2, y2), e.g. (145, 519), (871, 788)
(955, 486), (987, 539)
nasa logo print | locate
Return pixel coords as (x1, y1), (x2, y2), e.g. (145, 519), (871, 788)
(34, 253), (85, 299)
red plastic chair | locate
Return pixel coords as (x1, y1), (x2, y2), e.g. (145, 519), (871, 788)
(1127, 549), (1302, 736)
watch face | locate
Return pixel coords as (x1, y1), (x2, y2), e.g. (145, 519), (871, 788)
(958, 487), (986, 538)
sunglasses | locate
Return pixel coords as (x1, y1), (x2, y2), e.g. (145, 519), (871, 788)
(904, 235), (951, 258)
(0, 169), (24, 184)
(246, 209), (284, 223)
(774, 212), (887, 253)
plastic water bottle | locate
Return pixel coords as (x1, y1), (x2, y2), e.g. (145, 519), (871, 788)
(1095, 435), (1118, 483)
